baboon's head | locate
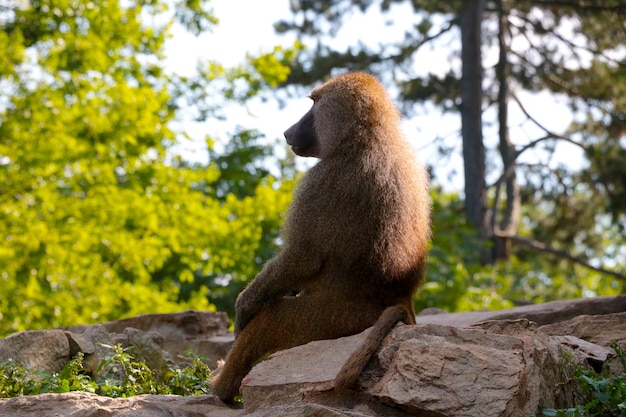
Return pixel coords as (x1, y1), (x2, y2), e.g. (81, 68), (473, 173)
(284, 72), (400, 159)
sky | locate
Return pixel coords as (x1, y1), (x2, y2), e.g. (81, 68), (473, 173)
(163, 0), (585, 191)
(166, 0), (292, 70)
(164, 0), (304, 167)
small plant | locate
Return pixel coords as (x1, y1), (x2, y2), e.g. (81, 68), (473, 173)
(0, 345), (212, 399)
(530, 342), (626, 417)
(0, 353), (97, 397)
(162, 350), (212, 396)
(52, 352), (98, 394)
(0, 359), (38, 397)
(96, 344), (159, 397)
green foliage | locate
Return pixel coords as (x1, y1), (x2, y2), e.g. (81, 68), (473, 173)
(0, 353), (96, 397)
(199, 43), (304, 102)
(163, 350), (212, 396)
(207, 129), (275, 200)
(419, 189), (622, 312)
(530, 343), (626, 417)
(0, 346), (212, 398)
(174, 0), (219, 35)
(416, 190), (514, 312)
(96, 344), (159, 397)
(0, 0), (299, 336)
(2, 0), (621, 341)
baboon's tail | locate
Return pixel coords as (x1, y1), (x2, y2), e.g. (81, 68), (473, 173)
(334, 305), (409, 390)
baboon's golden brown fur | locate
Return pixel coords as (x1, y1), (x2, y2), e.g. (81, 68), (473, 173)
(210, 72), (431, 402)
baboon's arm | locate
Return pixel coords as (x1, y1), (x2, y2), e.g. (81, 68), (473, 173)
(234, 248), (323, 334)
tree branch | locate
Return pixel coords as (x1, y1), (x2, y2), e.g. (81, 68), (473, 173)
(510, 92), (585, 149)
(487, 1), (626, 12)
(388, 18), (458, 63)
(495, 232), (626, 282)
(488, 128), (585, 191)
(530, 0), (626, 12)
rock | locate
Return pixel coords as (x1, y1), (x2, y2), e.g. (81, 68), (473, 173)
(241, 328), (372, 411)
(539, 311), (626, 377)
(64, 324), (114, 374)
(416, 294), (626, 326)
(539, 311), (626, 348)
(117, 327), (172, 375)
(1, 296), (625, 416)
(0, 330), (70, 374)
(241, 398), (412, 417)
(0, 311), (233, 384)
(368, 323), (532, 416)
(64, 310), (234, 369)
(0, 391), (243, 417)
(64, 325), (173, 379)
(242, 319), (605, 417)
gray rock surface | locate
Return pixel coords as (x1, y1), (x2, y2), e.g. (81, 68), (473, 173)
(539, 311), (626, 348)
(1, 295), (625, 416)
(0, 391), (243, 417)
(415, 294), (626, 327)
(0, 330), (70, 375)
(64, 310), (234, 369)
(242, 319), (614, 417)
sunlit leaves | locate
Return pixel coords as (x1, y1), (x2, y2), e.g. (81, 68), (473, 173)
(174, 0), (218, 35)
(250, 43), (303, 87)
(213, 42), (304, 101)
(0, 0), (297, 336)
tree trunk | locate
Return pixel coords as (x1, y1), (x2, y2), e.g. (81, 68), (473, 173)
(493, 0), (520, 261)
(459, 0), (490, 263)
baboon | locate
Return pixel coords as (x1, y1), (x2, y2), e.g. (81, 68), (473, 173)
(210, 72), (431, 402)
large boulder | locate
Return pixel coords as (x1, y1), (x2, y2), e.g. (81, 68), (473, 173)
(64, 310), (234, 369)
(242, 319), (615, 417)
(0, 310), (233, 379)
(0, 330), (70, 374)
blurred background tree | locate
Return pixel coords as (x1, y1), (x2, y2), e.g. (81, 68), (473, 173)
(0, 0), (299, 336)
(0, 0), (624, 337)
(274, 0), (626, 311)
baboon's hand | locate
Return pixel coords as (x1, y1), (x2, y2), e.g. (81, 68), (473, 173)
(234, 289), (257, 336)
(234, 309), (250, 336)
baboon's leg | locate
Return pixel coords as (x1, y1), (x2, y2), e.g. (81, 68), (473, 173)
(210, 292), (383, 402)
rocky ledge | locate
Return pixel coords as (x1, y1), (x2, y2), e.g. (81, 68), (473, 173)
(1, 295), (625, 417)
